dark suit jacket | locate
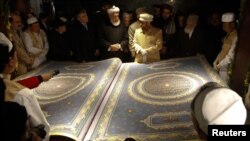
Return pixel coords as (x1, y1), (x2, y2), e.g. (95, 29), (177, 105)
(47, 30), (72, 61)
(176, 27), (205, 57)
(70, 20), (96, 62)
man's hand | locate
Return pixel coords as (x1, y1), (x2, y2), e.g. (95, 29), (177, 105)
(135, 44), (147, 55)
(140, 48), (147, 55)
(109, 44), (121, 51)
(41, 73), (53, 81)
(135, 44), (142, 54)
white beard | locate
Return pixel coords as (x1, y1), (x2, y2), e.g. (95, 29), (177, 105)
(111, 19), (120, 26)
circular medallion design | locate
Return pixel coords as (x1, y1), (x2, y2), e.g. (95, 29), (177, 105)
(128, 72), (205, 106)
(34, 73), (94, 104)
(65, 64), (94, 71)
(148, 62), (180, 70)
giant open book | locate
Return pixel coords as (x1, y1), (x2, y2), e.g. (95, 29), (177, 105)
(17, 56), (225, 141)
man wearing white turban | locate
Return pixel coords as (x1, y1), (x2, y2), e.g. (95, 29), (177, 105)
(213, 12), (238, 84)
(98, 5), (129, 62)
(128, 7), (147, 58)
(23, 16), (49, 69)
(133, 13), (163, 63)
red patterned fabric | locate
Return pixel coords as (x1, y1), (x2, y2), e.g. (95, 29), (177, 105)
(17, 76), (42, 89)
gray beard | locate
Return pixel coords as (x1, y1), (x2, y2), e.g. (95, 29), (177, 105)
(111, 19), (120, 26)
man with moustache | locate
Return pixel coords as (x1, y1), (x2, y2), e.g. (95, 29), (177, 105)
(133, 13), (163, 63)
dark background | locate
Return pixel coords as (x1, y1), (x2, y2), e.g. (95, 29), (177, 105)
(53, 0), (241, 19)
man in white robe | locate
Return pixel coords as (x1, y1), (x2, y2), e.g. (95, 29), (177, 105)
(213, 13), (238, 84)
(23, 17), (49, 69)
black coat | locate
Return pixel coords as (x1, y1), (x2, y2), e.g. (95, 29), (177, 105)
(70, 21), (96, 62)
(98, 20), (128, 61)
(176, 27), (205, 57)
(47, 30), (72, 61)
(203, 25), (226, 65)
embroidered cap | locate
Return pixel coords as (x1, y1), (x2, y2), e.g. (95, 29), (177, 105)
(222, 13), (235, 22)
(107, 5), (120, 14)
(27, 16), (38, 25)
(139, 13), (153, 22)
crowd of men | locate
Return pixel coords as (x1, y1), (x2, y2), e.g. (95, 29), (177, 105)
(2, 2), (239, 83)
(1, 1), (246, 141)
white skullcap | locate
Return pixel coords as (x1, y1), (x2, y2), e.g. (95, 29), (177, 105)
(139, 13), (153, 22)
(27, 17), (38, 25)
(222, 13), (235, 22)
(0, 32), (13, 52)
(193, 87), (247, 135)
(107, 5), (120, 14)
